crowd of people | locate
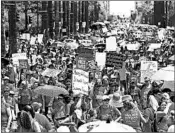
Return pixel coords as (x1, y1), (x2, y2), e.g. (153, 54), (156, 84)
(1, 21), (175, 132)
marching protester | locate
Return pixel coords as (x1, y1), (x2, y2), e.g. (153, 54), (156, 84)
(1, 13), (175, 133)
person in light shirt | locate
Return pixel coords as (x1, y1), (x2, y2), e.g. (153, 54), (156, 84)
(118, 62), (130, 94)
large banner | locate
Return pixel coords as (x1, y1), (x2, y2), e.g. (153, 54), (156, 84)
(106, 36), (117, 51)
(72, 69), (89, 95)
(140, 61), (158, 83)
(12, 53), (27, 66)
(106, 52), (125, 69)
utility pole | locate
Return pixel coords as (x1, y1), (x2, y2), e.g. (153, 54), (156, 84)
(60, 1), (63, 38)
(9, 1), (17, 55)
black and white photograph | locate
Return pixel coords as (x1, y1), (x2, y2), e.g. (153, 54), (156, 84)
(1, 0), (175, 132)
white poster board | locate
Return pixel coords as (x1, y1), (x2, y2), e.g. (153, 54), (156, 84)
(106, 36), (117, 51)
(30, 36), (37, 45)
(21, 33), (30, 41)
(72, 69), (89, 95)
(95, 52), (106, 70)
(12, 53), (27, 66)
(140, 61), (158, 83)
(38, 34), (43, 44)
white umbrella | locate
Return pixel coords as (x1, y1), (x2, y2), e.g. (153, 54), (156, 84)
(79, 121), (136, 132)
(151, 66), (174, 81)
(169, 55), (174, 61)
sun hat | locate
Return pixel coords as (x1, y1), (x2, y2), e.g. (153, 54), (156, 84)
(3, 76), (10, 80)
(31, 102), (42, 111)
(9, 91), (15, 95)
(109, 93), (123, 108)
(122, 95), (133, 102)
(102, 95), (110, 101)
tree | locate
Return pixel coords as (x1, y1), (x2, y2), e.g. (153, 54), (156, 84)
(1, 1), (6, 56)
(8, 1), (17, 55)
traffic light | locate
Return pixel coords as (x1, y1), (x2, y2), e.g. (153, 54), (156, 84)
(16, 12), (20, 22)
(29, 16), (32, 24)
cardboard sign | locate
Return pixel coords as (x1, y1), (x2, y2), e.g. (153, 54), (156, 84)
(106, 36), (117, 51)
(41, 68), (61, 77)
(72, 69), (89, 95)
(106, 52), (125, 69)
(12, 53), (27, 66)
(38, 34), (43, 44)
(76, 47), (94, 61)
(21, 33), (30, 41)
(76, 56), (88, 71)
(30, 36), (37, 45)
(19, 59), (29, 69)
(95, 52), (106, 70)
(140, 61), (158, 83)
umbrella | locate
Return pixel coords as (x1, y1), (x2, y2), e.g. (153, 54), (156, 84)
(79, 121), (136, 132)
(151, 65), (174, 81)
(169, 55), (174, 61)
(34, 85), (68, 97)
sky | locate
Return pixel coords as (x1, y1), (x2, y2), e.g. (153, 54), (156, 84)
(110, 1), (135, 17)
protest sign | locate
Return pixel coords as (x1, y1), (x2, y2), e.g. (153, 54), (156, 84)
(30, 36), (37, 45)
(72, 69), (89, 95)
(19, 59), (29, 69)
(76, 47), (94, 61)
(41, 68), (61, 77)
(76, 57), (88, 71)
(95, 52), (106, 70)
(12, 53), (27, 66)
(106, 52), (125, 69)
(21, 33), (30, 41)
(140, 61), (158, 83)
(38, 34), (43, 44)
(106, 36), (117, 51)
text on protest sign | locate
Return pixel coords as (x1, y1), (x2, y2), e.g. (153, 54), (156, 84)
(76, 47), (94, 61)
(106, 52), (125, 69)
(140, 61), (158, 83)
(72, 69), (89, 95)
(19, 59), (29, 69)
(21, 33), (30, 41)
(12, 53), (27, 66)
(76, 57), (89, 71)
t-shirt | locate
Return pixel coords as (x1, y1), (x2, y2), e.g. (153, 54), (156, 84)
(143, 107), (154, 132)
(35, 113), (52, 132)
(122, 108), (142, 131)
(119, 68), (127, 81)
(19, 89), (32, 105)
